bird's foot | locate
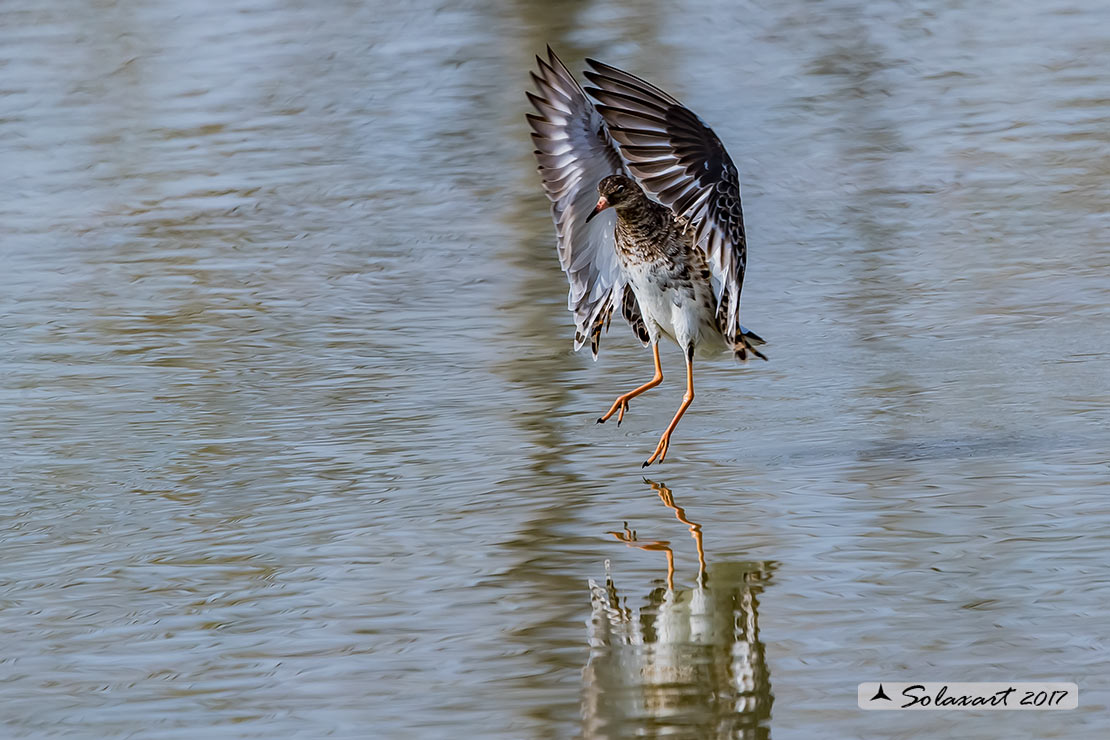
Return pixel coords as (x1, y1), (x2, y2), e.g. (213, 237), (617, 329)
(596, 397), (630, 426)
(642, 433), (671, 467)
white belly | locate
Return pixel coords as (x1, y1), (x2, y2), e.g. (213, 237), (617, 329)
(625, 262), (726, 357)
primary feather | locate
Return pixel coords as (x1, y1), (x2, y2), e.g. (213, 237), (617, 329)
(526, 47), (636, 357)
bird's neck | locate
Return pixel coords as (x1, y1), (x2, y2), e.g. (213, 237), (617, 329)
(615, 196), (668, 233)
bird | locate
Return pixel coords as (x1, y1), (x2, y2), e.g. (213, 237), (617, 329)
(527, 47), (767, 466)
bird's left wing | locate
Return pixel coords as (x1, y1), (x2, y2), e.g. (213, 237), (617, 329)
(527, 47), (633, 357)
(583, 59), (749, 340)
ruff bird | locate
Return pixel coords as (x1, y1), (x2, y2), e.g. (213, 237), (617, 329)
(527, 48), (767, 466)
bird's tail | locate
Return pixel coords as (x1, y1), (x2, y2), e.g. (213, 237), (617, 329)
(733, 326), (768, 363)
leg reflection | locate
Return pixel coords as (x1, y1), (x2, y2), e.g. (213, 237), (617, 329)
(585, 481), (775, 739)
(647, 478), (706, 584)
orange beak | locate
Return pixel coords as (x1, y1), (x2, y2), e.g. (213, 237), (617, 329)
(585, 195), (609, 223)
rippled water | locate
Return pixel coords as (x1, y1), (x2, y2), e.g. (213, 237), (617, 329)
(2, 0), (1108, 738)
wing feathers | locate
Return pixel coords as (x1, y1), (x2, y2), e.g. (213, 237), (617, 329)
(583, 60), (681, 106)
(527, 47), (630, 357)
(586, 88), (670, 118)
(593, 103), (670, 129)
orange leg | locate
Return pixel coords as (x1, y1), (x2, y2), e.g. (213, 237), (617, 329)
(642, 348), (694, 467)
(597, 342), (663, 426)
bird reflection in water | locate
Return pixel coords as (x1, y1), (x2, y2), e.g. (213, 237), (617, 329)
(583, 480), (774, 739)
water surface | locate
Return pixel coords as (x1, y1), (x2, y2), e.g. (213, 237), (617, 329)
(2, 0), (1108, 738)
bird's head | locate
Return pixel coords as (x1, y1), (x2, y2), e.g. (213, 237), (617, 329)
(586, 175), (640, 222)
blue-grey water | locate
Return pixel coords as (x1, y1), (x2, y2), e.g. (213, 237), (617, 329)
(2, 0), (1108, 738)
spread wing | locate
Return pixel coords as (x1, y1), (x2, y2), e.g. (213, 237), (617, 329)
(583, 59), (749, 339)
(527, 47), (641, 357)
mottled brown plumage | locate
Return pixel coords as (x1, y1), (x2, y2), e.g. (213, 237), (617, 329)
(597, 175), (767, 362)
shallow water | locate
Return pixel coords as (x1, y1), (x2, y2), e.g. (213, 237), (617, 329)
(2, 0), (1108, 737)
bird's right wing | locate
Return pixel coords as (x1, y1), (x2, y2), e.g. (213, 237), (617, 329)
(527, 47), (634, 357)
(583, 58), (750, 341)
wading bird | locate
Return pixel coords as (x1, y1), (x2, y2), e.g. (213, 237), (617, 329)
(527, 48), (767, 466)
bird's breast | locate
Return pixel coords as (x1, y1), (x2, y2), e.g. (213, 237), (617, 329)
(623, 256), (723, 353)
